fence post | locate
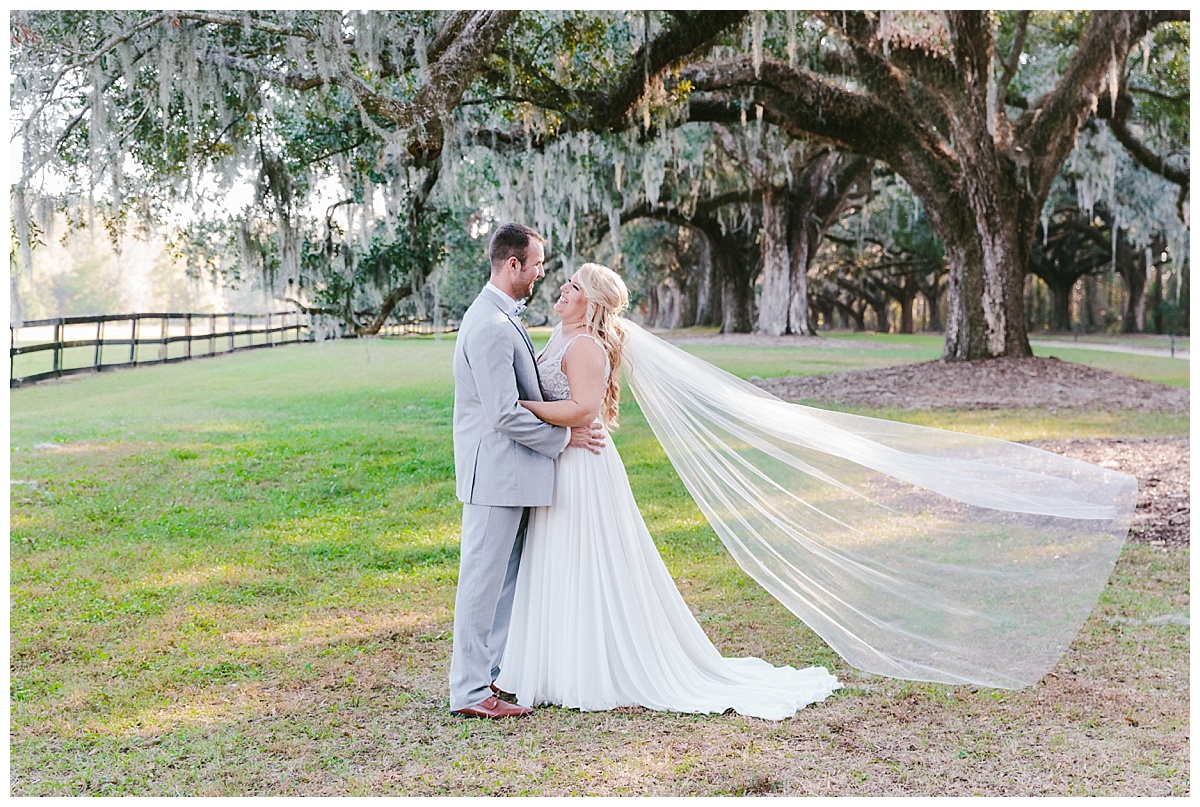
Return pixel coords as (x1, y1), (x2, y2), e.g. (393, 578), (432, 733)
(185, 313), (192, 360)
(10, 324), (15, 383)
(130, 316), (139, 364)
(53, 319), (63, 377)
(230, 314), (236, 352)
(94, 319), (103, 370)
(210, 314), (216, 355)
(160, 316), (168, 361)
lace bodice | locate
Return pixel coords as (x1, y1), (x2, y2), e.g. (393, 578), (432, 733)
(537, 325), (609, 402)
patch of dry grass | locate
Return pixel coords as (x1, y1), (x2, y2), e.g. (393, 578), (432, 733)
(11, 543), (1187, 796)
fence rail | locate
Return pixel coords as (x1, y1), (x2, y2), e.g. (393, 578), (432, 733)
(377, 318), (460, 337)
(10, 311), (310, 387)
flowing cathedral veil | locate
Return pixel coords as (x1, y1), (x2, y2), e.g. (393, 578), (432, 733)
(619, 319), (1138, 689)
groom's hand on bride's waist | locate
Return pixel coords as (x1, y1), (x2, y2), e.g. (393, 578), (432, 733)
(568, 422), (605, 454)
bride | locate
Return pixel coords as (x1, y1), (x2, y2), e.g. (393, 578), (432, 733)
(494, 262), (840, 720)
(495, 262), (1136, 718)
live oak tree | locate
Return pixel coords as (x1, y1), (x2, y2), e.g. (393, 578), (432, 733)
(12, 10), (1187, 346)
(709, 123), (871, 336)
(679, 10), (1189, 358)
(12, 10), (529, 330)
(817, 171), (949, 334)
(13, 10), (765, 330)
(1027, 207), (1113, 333)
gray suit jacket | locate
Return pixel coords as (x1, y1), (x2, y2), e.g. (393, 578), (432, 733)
(453, 288), (568, 506)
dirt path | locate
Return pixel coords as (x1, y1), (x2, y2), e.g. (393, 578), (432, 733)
(1031, 339), (1189, 360)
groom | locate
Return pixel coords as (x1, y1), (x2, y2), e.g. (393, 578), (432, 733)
(449, 222), (602, 718)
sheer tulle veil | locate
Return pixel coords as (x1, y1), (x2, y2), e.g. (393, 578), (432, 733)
(619, 318), (1137, 689)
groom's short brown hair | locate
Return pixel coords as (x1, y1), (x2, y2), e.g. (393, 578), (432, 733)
(489, 223), (546, 269)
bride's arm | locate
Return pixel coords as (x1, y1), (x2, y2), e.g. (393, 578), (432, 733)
(520, 339), (607, 428)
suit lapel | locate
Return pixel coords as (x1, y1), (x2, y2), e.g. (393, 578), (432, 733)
(478, 291), (540, 373)
(512, 316), (536, 358)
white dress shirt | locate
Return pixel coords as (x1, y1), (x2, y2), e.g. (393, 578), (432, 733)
(484, 281), (524, 315)
(482, 283), (572, 451)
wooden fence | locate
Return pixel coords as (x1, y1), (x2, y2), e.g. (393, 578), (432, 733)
(377, 318), (460, 336)
(10, 311), (310, 387)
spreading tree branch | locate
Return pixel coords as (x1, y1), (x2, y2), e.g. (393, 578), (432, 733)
(1128, 85), (1189, 105)
(581, 10), (748, 132)
(680, 56), (955, 203)
(174, 11), (325, 42)
(1096, 86), (1189, 189)
(996, 10), (1030, 98)
(1022, 10), (1189, 202)
(474, 10), (748, 145)
(427, 10), (476, 63)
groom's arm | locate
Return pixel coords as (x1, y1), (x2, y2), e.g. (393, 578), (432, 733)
(466, 323), (568, 459)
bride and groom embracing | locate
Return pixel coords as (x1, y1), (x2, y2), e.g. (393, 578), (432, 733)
(448, 222), (836, 721)
(448, 222), (1138, 721)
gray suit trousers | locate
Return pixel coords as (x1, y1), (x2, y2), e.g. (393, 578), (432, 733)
(448, 503), (529, 710)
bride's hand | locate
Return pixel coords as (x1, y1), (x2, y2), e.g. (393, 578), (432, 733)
(568, 421), (605, 454)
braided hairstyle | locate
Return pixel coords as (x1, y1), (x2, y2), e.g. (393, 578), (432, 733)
(573, 262), (629, 428)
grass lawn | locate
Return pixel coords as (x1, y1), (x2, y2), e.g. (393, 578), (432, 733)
(9, 335), (1189, 796)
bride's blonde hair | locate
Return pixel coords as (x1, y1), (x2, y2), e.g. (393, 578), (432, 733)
(574, 262), (629, 428)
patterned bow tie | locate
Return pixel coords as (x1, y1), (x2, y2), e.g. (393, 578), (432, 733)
(514, 300), (527, 316)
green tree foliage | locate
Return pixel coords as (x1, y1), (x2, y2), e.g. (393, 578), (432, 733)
(9, 11), (1189, 343)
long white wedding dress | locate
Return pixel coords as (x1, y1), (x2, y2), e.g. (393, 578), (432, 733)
(494, 327), (842, 720)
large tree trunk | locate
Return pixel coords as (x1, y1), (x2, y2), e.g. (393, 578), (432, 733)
(1122, 272), (1146, 334)
(677, 271), (699, 328)
(786, 152), (870, 336)
(786, 218), (814, 336)
(720, 265), (754, 333)
(924, 293), (942, 332)
(869, 298), (889, 333)
(642, 283), (660, 326)
(897, 285), (917, 334)
(936, 199), (1033, 359)
(919, 276), (944, 332)
(811, 298), (832, 330)
(1047, 278), (1075, 332)
(694, 234), (721, 327)
(847, 301), (867, 331)
(1116, 238), (1151, 334)
(756, 187), (790, 335)
(694, 220), (755, 333)
(658, 280), (682, 329)
(705, 232), (754, 333)
(1081, 275), (1103, 332)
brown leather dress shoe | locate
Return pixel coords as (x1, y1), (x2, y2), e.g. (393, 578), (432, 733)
(452, 695), (533, 719)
